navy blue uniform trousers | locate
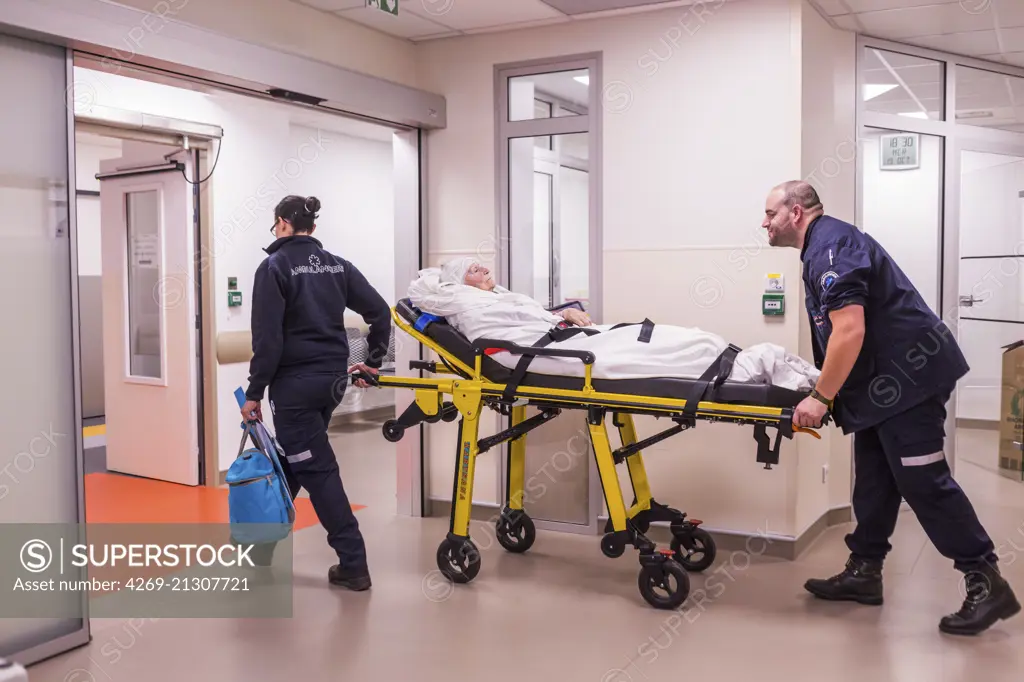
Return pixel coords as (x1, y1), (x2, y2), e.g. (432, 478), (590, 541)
(846, 389), (997, 572)
(266, 372), (367, 572)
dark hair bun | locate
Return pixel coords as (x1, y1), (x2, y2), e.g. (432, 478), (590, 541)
(304, 196), (321, 215)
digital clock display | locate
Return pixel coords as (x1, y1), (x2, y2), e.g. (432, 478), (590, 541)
(880, 133), (920, 170)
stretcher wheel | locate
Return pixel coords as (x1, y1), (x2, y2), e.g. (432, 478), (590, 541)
(638, 559), (690, 610)
(382, 420), (405, 443)
(436, 537), (481, 584)
(671, 528), (716, 573)
(601, 532), (626, 559)
(496, 512), (536, 553)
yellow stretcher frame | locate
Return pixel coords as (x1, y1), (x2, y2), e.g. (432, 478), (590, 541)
(364, 305), (823, 610)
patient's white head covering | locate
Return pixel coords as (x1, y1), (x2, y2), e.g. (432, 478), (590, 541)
(440, 257), (476, 285)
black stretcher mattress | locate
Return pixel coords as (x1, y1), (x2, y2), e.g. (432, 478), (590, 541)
(396, 299), (808, 409)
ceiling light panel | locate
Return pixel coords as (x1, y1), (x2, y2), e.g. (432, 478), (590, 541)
(539, 0), (678, 13)
(293, 0), (366, 10)
(841, 0), (962, 13)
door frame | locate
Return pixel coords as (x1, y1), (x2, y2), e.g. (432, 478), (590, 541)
(494, 53), (604, 536)
(77, 116), (220, 486)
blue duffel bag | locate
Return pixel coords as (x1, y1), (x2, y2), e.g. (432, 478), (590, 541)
(226, 387), (295, 545)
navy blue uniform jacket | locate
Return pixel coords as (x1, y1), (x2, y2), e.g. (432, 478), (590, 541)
(801, 215), (968, 434)
(245, 235), (391, 402)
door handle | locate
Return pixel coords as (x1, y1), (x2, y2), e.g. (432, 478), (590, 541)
(959, 294), (983, 307)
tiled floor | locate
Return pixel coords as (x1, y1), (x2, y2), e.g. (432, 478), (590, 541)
(26, 426), (1024, 682)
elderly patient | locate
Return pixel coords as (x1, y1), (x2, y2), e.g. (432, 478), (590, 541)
(408, 258), (820, 391)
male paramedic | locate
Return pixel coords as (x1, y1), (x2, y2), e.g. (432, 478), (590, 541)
(762, 180), (1019, 635)
(240, 194), (391, 592)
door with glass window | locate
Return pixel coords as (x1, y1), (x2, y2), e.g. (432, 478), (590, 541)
(98, 141), (200, 485)
(952, 138), (1024, 479)
(498, 58), (600, 533)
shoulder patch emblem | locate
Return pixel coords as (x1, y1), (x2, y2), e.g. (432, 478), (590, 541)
(820, 270), (839, 291)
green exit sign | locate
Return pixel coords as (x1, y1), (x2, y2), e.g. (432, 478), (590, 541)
(367, 0), (398, 15)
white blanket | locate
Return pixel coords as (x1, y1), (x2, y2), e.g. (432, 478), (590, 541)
(407, 269), (820, 391)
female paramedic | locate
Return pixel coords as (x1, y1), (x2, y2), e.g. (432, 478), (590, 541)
(240, 194), (391, 592)
(762, 180), (1019, 636)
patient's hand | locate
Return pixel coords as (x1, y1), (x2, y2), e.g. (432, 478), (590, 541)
(561, 308), (593, 327)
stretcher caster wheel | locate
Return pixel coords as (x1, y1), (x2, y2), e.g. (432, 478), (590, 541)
(382, 420), (405, 443)
(496, 511), (535, 553)
(436, 536), (481, 584)
(441, 404), (459, 422)
(671, 528), (716, 572)
(638, 558), (690, 610)
(601, 532), (626, 559)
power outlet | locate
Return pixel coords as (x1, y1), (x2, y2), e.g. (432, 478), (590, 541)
(822, 464), (829, 484)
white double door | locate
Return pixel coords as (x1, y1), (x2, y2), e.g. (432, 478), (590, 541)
(97, 140), (199, 486)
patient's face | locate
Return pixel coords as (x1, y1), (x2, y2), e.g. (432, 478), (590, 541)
(464, 263), (495, 290)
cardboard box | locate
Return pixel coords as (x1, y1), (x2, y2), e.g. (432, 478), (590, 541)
(999, 340), (1024, 481)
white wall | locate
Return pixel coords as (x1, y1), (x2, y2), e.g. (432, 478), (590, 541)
(75, 134), (122, 277)
(416, 0), (843, 538)
(799, 1), (856, 531)
(72, 67), (398, 472)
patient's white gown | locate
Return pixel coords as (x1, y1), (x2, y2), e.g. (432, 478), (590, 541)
(407, 272), (820, 392)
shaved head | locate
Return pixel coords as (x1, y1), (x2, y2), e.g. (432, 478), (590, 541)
(763, 181), (825, 248)
(773, 181), (823, 215)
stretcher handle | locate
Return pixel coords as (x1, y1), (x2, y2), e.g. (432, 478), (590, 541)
(348, 368), (395, 386)
(790, 409), (832, 438)
(472, 337), (596, 365)
(409, 360), (439, 373)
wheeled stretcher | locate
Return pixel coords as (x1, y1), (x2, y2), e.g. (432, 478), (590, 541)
(357, 299), (827, 610)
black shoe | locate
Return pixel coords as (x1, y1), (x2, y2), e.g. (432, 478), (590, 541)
(328, 565), (371, 591)
(939, 562), (1021, 636)
(804, 556), (884, 605)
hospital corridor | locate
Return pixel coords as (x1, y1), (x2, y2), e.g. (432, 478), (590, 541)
(2, 0), (1024, 680)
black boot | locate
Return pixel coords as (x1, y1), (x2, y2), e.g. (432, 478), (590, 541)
(328, 564), (371, 591)
(804, 556), (884, 605)
(939, 562), (1020, 636)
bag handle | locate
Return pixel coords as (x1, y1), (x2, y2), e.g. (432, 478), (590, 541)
(233, 387), (296, 516)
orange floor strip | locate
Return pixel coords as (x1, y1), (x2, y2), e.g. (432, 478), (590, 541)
(85, 472), (365, 528)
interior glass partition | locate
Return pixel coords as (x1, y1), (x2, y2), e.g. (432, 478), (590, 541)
(858, 35), (1024, 484)
(0, 33), (89, 663)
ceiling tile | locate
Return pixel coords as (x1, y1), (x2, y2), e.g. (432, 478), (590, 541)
(813, 0), (852, 16)
(997, 27), (1024, 55)
(906, 29), (1000, 54)
(538, 0), (675, 14)
(852, 5), (998, 38)
(833, 13), (863, 31)
(337, 6), (454, 38)
(403, 0), (564, 30)
(991, 0), (1024, 28)
(292, 0), (365, 10)
(843, 0), (961, 13)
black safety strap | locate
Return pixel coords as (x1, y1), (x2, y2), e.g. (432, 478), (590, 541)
(501, 324), (600, 403)
(611, 318), (655, 343)
(682, 344), (742, 417)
